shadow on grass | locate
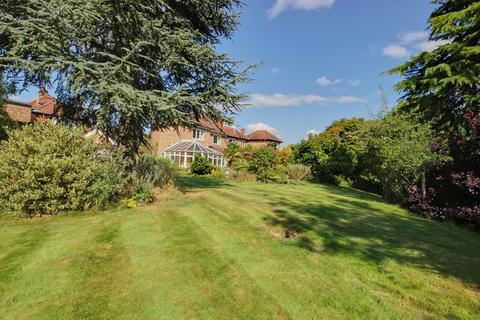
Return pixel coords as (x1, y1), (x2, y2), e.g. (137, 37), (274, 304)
(178, 176), (233, 191)
(264, 187), (480, 288)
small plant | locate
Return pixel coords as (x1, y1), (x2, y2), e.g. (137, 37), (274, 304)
(190, 154), (213, 175)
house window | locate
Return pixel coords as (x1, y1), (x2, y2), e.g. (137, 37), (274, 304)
(213, 134), (221, 145)
(193, 129), (204, 140)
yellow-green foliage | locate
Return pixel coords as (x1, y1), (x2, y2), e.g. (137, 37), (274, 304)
(0, 123), (121, 217)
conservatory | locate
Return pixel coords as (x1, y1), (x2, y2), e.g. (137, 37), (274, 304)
(160, 140), (225, 168)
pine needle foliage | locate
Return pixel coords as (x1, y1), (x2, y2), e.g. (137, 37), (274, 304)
(0, 0), (249, 157)
(389, 0), (480, 134)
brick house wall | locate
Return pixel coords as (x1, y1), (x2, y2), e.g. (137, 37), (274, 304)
(151, 126), (248, 156)
(247, 140), (280, 148)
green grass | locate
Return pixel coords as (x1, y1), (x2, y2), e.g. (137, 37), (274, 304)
(1, 177), (479, 319)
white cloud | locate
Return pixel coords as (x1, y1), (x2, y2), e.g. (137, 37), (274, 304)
(398, 31), (429, 45)
(305, 129), (320, 137)
(347, 80), (361, 87)
(246, 93), (330, 107)
(383, 30), (451, 59)
(245, 93), (367, 108)
(383, 44), (410, 58)
(316, 76), (341, 86)
(415, 39), (451, 52)
(267, 0), (336, 19)
(245, 122), (281, 137)
(270, 67), (281, 75)
(334, 96), (368, 104)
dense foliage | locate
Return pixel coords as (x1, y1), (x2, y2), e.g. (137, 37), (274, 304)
(295, 114), (437, 200)
(0, 80), (14, 141)
(0, 123), (179, 217)
(0, 0), (248, 158)
(295, 131), (356, 183)
(355, 114), (437, 202)
(124, 155), (179, 203)
(191, 155), (214, 175)
(390, 0), (480, 228)
(222, 142), (310, 184)
(0, 124), (121, 217)
(250, 146), (278, 182)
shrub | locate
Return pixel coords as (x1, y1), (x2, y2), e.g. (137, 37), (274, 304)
(135, 155), (178, 188)
(190, 154), (213, 175)
(250, 146), (278, 182)
(92, 151), (125, 208)
(121, 155), (178, 204)
(210, 165), (224, 179)
(295, 132), (356, 184)
(0, 123), (121, 217)
(285, 164), (312, 183)
(231, 170), (257, 183)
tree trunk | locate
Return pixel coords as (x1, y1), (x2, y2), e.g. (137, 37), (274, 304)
(421, 171), (426, 200)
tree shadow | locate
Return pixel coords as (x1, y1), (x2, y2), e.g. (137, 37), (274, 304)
(178, 176), (233, 191)
(264, 190), (480, 288)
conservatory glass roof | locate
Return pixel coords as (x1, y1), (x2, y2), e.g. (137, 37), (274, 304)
(163, 140), (223, 155)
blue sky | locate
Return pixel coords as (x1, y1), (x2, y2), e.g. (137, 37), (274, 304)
(12, 0), (440, 145)
(219, 0), (438, 144)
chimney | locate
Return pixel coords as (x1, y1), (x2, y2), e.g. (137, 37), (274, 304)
(240, 128), (245, 134)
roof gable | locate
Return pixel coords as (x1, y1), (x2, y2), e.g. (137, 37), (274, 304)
(247, 130), (283, 143)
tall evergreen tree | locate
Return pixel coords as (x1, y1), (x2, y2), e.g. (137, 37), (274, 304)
(391, 0), (480, 227)
(0, 0), (249, 157)
(390, 0), (480, 134)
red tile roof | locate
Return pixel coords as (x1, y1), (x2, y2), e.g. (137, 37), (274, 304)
(29, 89), (55, 115)
(198, 119), (249, 140)
(247, 130), (283, 143)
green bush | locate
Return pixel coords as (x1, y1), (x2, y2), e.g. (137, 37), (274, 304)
(135, 155), (178, 188)
(250, 146), (278, 182)
(0, 123), (121, 217)
(122, 155), (178, 204)
(92, 151), (125, 208)
(190, 154), (213, 175)
(295, 132), (356, 184)
(210, 165), (224, 179)
(232, 170), (257, 183)
(285, 164), (312, 183)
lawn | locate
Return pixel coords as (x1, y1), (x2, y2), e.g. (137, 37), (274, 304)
(1, 178), (479, 319)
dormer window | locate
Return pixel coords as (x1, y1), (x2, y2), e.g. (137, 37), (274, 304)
(213, 134), (221, 145)
(193, 129), (204, 140)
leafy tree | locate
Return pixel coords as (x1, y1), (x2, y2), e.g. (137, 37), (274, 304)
(224, 142), (242, 167)
(275, 145), (294, 166)
(0, 79), (20, 141)
(325, 117), (365, 142)
(295, 131), (356, 183)
(390, 0), (480, 133)
(356, 113), (438, 202)
(0, 0), (249, 158)
(0, 81), (8, 140)
(390, 0), (480, 226)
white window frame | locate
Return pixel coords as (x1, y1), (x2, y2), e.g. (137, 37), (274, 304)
(213, 134), (221, 145)
(193, 129), (204, 140)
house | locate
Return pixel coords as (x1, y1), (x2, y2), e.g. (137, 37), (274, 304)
(151, 119), (283, 168)
(2, 91), (113, 144)
(3, 89), (58, 123)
